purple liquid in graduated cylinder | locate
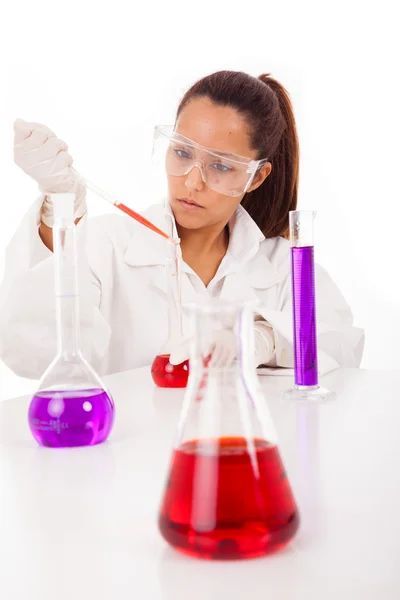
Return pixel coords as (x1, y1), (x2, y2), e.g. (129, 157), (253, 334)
(28, 388), (114, 448)
(291, 246), (318, 386)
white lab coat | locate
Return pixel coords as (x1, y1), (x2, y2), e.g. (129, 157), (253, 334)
(0, 197), (364, 379)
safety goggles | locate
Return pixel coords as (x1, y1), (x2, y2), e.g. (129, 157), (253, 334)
(153, 125), (269, 198)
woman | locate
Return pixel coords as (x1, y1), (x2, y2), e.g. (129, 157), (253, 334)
(0, 71), (364, 378)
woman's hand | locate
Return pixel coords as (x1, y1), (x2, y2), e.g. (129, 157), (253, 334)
(14, 118), (87, 227)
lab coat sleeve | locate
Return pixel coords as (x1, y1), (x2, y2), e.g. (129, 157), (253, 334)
(0, 196), (112, 379)
(258, 263), (365, 374)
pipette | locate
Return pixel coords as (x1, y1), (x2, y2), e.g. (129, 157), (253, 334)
(72, 169), (174, 243)
(86, 178), (173, 241)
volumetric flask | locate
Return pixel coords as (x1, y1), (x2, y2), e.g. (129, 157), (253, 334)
(28, 193), (115, 448)
(281, 210), (335, 402)
(158, 300), (299, 560)
(151, 219), (189, 388)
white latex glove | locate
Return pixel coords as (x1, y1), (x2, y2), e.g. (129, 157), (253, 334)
(13, 118), (87, 226)
(169, 339), (192, 366)
(254, 321), (275, 367)
(170, 324), (275, 368)
(169, 331), (236, 369)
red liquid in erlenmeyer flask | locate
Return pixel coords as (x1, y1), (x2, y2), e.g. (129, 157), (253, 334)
(151, 354), (189, 388)
(159, 437), (299, 559)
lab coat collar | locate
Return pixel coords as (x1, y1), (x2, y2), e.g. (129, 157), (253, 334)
(226, 204), (265, 262)
(124, 202), (264, 268)
(123, 202), (281, 294)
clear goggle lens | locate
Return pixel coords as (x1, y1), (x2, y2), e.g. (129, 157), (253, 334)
(153, 126), (268, 198)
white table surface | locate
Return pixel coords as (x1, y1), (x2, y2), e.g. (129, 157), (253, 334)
(0, 367), (399, 600)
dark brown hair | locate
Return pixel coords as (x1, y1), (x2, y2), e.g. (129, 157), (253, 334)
(176, 71), (299, 238)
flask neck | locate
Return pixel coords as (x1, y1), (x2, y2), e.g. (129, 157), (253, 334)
(53, 222), (81, 359)
(176, 303), (278, 448)
(160, 251), (184, 354)
(190, 305), (255, 374)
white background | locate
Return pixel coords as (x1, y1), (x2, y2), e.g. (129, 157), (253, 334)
(0, 0), (399, 401)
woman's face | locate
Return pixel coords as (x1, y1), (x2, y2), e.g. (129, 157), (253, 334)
(168, 97), (271, 231)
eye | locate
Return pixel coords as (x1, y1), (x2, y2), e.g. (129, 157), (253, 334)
(211, 162), (232, 173)
(174, 147), (192, 160)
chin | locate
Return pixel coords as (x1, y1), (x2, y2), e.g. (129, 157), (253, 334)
(173, 210), (205, 230)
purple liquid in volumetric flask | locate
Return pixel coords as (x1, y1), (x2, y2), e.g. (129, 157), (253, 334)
(291, 246), (318, 386)
(28, 388), (115, 448)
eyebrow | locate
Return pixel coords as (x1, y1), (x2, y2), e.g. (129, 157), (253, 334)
(205, 149), (253, 165)
(174, 131), (251, 162)
(210, 150), (238, 159)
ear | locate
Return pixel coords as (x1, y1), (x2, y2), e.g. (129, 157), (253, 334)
(247, 162), (272, 193)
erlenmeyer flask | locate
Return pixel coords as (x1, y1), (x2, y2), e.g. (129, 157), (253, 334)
(28, 193), (115, 448)
(151, 218), (189, 388)
(158, 300), (299, 560)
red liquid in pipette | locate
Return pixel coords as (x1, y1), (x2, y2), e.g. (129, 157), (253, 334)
(116, 202), (171, 240)
(151, 354), (189, 388)
(159, 437), (299, 559)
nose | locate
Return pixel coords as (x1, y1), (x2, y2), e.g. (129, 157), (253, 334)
(185, 161), (205, 192)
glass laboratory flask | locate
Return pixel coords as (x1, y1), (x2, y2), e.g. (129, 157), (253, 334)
(158, 300), (300, 560)
(151, 226), (189, 388)
(28, 193), (115, 448)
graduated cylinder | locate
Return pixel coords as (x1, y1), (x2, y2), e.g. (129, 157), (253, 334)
(289, 210), (318, 388)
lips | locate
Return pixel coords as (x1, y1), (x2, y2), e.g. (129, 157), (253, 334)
(177, 198), (204, 210)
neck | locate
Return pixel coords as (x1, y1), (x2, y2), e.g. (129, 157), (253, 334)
(177, 222), (229, 256)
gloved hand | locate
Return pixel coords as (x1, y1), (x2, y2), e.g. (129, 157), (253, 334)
(254, 321), (275, 367)
(169, 339), (192, 366)
(13, 118), (87, 226)
(169, 330), (237, 368)
(170, 323), (275, 368)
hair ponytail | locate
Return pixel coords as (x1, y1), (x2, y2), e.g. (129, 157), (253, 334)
(241, 74), (299, 238)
